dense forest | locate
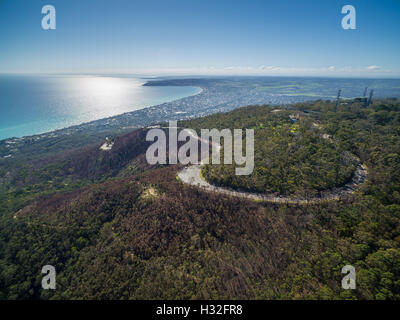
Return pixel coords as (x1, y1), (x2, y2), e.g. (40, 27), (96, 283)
(0, 98), (399, 299)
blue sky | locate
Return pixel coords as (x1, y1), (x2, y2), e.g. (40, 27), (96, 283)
(0, 0), (399, 77)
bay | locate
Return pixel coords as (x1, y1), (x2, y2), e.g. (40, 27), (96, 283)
(0, 75), (201, 140)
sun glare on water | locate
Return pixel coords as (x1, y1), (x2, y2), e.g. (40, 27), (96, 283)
(67, 76), (146, 120)
(79, 76), (142, 98)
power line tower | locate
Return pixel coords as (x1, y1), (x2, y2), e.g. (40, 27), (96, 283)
(335, 89), (341, 112)
(367, 89), (374, 107)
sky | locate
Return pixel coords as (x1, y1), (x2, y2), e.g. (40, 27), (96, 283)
(0, 0), (399, 77)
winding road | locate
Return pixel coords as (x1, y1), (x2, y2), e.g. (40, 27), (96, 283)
(178, 163), (367, 204)
(177, 121), (368, 204)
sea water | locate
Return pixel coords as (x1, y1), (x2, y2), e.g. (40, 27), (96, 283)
(0, 75), (201, 140)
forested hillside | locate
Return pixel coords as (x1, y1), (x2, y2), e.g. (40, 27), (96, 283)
(0, 98), (399, 299)
(182, 105), (357, 197)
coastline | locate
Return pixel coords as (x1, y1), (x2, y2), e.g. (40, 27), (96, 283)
(0, 79), (204, 143)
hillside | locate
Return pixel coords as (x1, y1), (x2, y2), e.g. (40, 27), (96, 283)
(0, 98), (399, 299)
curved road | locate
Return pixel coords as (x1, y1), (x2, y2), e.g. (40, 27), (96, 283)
(178, 163), (367, 204)
(177, 123), (368, 204)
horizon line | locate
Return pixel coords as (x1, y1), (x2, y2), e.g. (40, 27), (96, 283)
(1, 72), (400, 80)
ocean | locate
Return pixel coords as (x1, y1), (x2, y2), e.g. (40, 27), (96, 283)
(0, 75), (201, 140)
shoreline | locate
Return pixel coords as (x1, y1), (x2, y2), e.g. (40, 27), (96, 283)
(0, 79), (204, 143)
